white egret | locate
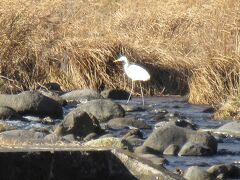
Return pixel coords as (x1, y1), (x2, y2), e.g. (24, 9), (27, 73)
(114, 56), (150, 106)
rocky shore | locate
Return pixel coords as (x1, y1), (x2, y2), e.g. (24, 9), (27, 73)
(0, 84), (239, 179)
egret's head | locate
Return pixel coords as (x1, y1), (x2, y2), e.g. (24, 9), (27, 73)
(114, 56), (128, 64)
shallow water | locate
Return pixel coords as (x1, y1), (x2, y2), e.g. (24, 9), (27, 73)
(4, 96), (240, 172)
(116, 96), (240, 171)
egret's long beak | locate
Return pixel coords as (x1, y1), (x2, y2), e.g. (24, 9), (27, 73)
(114, 59), (121, 63)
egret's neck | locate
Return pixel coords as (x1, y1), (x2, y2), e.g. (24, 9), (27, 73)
(123, 59), (129, 72)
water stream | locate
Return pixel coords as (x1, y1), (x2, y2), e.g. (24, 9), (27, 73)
(3, 96), (240, 172)
(116, 96), (240, 171)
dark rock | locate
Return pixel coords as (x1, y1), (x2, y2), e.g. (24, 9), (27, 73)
(0, 129), (46, 144)
(178, 142), (213, 156)
(207, 164), (240, 179)
(107, 117), (150, 129)
(163, 144), (179, 155)
(184, 166), (214, 180)
(202, 107), (215, 113)
(76, 99), (125, 123)
(43, 82), (62, 92)
(0, 106), (19, 120)
(122, 129), (143, 139)
(152, 109), (169, 121)
(0, 91), (63, 118)
(136, 124), (217, 156)
(172, 119), (197, 130)
(101, 89), (130, 100)
(54, 110), (101, 138)
(61, 89), (102, 102)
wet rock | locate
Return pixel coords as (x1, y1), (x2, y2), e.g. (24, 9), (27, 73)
(216, 121), (240, 137)
(76, 99), (125, 123)
(38, 90), (66, 106)
(54, 110), (101, 138)
(124, 137), (144, 147)
(122, 129), (144, 147)
(137, 153), (166, 166)
(136, 124), (217, 156)
(61, 89), (102, 103)
(122, 129), (143, 139)
(101, 89), (129, 100)
(84, 132), (98, 141)
(0, 106), (19, 120)
(207, 164), (240, 179)
(152, 109), (169, 121)
(172, 119), (197, 130)
(0, 129), (46, 144)
(202, 107), (215, 113)
(83, 137), (131, 150)
(163, 144), (179, 155)
(0, 91), (63, 118)
(184, 166), (214, 180)
(178, 142), (213, 156)
(121, 104), (146, 112)
(107, 117), (150, 129)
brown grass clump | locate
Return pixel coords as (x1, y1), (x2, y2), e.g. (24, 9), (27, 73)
(0, 0), (239, 108)
(214, 95), (240, 120)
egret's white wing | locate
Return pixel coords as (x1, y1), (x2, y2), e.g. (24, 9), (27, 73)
(125, 64), (150, 81)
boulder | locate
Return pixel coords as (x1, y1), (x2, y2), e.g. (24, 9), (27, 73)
(107, 117), (150, 129)
(0, 106), (19, 120)
(101, 89), (129, 100)
(0, 91), (63, 118)
(76, 99), (125, 123)
(54, 110), (102, 137)
(184, 166), (214, 180)
(135, 124), (217, 156)
(207, 164), (240, 179)
(61, 89), (102, 102)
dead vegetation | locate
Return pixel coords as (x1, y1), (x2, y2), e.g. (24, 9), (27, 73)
(0, 0), (239, 110)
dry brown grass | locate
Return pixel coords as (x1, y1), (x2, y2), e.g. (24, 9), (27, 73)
(0, 0), (239, 107)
